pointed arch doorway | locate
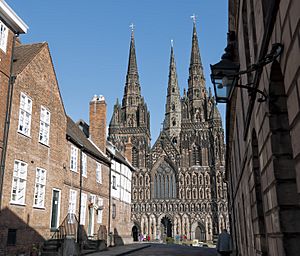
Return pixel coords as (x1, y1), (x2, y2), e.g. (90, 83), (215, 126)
(161, 216), (172, 237)
(195, 223), (206, 242)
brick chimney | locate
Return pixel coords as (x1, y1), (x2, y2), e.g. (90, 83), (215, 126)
(125, 137), (132, 164)
(89, 95), (107, 153)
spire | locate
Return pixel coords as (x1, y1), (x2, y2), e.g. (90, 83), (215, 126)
(190, 22), (203, 67)
(168, 42), (179, 94)
(127, 28), (139, 76)
(123, 24), (141, 108)
(187, 16), (207, 122)
(164, 43), (181, 146)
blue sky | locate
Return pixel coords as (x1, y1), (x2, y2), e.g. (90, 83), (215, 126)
(7, 0), (227, 143)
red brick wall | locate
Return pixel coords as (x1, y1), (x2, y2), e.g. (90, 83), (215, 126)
(89, 96), (107, 153)
(0, 44), (67, 254)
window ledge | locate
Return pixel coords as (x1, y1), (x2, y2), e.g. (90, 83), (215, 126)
(33, 205), (45, 210)
(10, 201), (26, 206)
(39, 141), (50, 147)
(17, 130), (31, 138)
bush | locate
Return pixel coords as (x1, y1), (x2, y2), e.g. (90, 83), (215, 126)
(166, 237), (174, 244)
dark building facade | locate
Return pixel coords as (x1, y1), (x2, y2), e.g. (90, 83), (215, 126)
(109, 23), (228, 242)
(224, 0), (300, 255)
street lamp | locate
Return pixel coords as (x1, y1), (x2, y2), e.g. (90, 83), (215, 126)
(210, 39), (283, 103)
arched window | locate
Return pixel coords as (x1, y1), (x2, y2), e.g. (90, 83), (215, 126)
(132, 147), (138, 167)
(153, 162), (176, 199)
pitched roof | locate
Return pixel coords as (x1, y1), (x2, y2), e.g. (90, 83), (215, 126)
(12, 42), (46, 75)
(106, 140), (135, 171)
(66, 116), (110, 165)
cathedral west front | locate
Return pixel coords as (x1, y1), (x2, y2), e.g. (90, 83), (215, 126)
(108, 21), (228, 243)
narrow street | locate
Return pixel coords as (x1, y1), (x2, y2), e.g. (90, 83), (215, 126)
(125, 243), (217, 256)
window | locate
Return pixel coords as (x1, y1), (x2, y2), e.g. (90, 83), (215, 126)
(0, 21), (8, 52)
(112, 204), (116, 219)
(11, 160), (27, 204)
(96, 162), (102, 183)
(82, 153), (87, 177)
(80, 193), (87, 225)
(39, 106), (51, 145)
(97, 197), (103, 224)
(70, 145), (78, 172)
(18, 93), (32, 136)
(33, 168), (46, 208)
(7, 229), (17, 246)
(112, 175), (117, 189)
(68, 189), (77, 223)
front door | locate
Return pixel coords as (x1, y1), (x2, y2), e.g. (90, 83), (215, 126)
(132, 226), (138, 241)
(161, 216), (172, 237)
(88, 207), (94, 236)
(50, 189), (60, 230)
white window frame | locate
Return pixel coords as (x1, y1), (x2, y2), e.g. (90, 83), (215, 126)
(97, 197), (103, 224)
(82, 153), (87, 177)
(68, 189), (77, 223)
(0, 21), (8, 53)
(33, 168), (47, 208)
(80, 193), (87, 225)
(18, 92), (32, 137)
(96, 162), (102, 184)
(70, 145), (78, 172)
(10, 160), (27, 205)
(39, 106), (51, 145)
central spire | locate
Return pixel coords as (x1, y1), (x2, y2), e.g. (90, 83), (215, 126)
(123, 25), (141, 108)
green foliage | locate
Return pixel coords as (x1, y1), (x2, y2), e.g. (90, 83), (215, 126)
(166, 237), (174, 244)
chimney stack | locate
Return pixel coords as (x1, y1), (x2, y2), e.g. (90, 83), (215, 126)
(89, 95), (107, 153)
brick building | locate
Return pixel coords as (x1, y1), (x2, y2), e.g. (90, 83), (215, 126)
(222, 0), (300, 255)
(0, 0), (28, 213)
(0, 2), (113, 254)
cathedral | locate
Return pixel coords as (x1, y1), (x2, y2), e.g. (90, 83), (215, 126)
(108, 22), (228, 243)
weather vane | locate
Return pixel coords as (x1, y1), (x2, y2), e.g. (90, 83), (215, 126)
(129, 23), (135, 32)
(190, 14), (197, 24)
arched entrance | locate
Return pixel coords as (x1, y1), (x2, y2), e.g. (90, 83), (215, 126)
(195, 224), (206, 241)
(132, 226), (138, 241)
(161, 216), (172, 237)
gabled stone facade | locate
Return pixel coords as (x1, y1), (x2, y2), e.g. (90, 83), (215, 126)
(109, 23), (228, 242)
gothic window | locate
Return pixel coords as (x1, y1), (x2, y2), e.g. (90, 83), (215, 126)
(132, 147), (138, 167)
(172, 120), (176, 126)
(193, 189), (197, 199)
(205, 175), (210, 185)
(153, 162), (176, 199)
(192, 146), (201, 165)
(193, 175), (197, 185)
(154, 174), (157, 197)
(172, 87), (175, 93)
(139, 176), (143, 186)
(186, 174), (190, 185)
(172, 103), (175, 111)
(199, 174), (203, 185)
(139, 190), (143, 200)
(172, 137), (177, 145)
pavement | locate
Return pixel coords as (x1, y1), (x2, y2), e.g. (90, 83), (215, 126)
(86, 243), (152, 256)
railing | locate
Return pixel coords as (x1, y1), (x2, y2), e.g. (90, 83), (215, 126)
(51, 213), (79, 240)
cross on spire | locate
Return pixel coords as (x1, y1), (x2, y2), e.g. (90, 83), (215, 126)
(171, 39), (174, 47)
(129, 23), (135, 32)
(190, 14), (196, 24)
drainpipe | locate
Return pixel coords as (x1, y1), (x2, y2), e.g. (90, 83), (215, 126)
(107, 153), (112, 246)
(77, 146), (83, 250)
(0, 33), (18, 210)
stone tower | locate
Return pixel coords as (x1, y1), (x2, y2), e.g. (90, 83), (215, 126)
(109, 23), (228, 243)
(109, 30), (151, 169)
